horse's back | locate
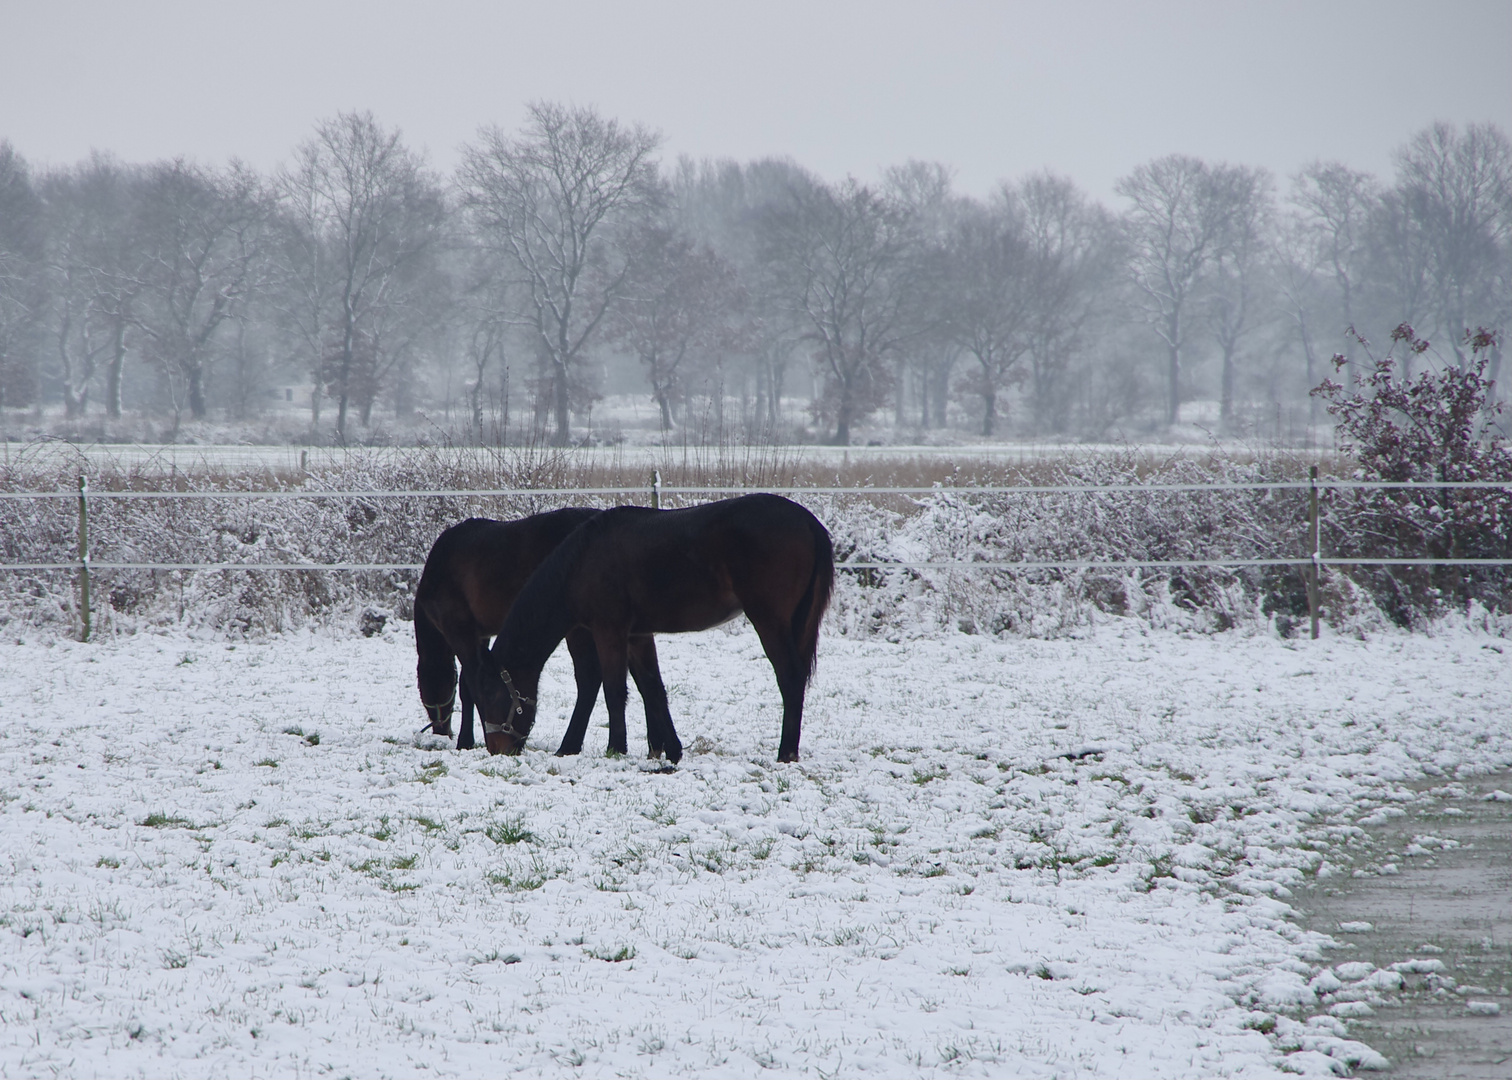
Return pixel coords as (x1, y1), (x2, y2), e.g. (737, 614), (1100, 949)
(419, 508), (599, 635)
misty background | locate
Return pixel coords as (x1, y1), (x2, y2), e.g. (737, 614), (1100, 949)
(1, 1), (1508, 447)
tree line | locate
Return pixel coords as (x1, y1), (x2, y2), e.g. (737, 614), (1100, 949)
(0, 105), (1506, 446)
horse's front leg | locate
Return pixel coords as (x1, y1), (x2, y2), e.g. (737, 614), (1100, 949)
(628, 635), (681, 763)
(593, 630), (631, 757)
(456, 668), (477, 750)
(556, 628), (603, 756)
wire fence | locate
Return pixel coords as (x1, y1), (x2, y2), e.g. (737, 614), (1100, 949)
(2, 477), (1510, 572)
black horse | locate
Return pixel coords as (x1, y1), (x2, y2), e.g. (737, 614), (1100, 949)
(476, 494), (833, 763)
(414, 510), (676, 754)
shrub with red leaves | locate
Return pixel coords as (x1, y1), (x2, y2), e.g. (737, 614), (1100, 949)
(1312, 325), (1511, 626)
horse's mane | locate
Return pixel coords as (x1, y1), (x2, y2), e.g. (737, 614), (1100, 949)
(492, 506), (655, 672)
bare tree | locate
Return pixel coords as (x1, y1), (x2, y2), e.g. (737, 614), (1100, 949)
(942, 197), (1033, 436)
(1203, 166), (1275, 432)
(460, 102), (661, 446)
(1116, 155), (1241, 425)
(883, 161), (958, 427)
(39, 156), (158, 420)
(1015, 172), (1112, 435)
(133, 160), (270, 423)
(1291, 162), (1377, 386)
(278, 112), (443, 440)
(0, 143), (45, 414)
(1391, 122), (1511, 370)
(763, 178), (916, 444)
(673, 155), (818, 438)
(609, 223), (744, 431)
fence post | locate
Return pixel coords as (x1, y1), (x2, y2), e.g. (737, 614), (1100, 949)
(651, 469), (662, 510)
(1306, 465), (1321, 640)
(77, 474), (91, 642)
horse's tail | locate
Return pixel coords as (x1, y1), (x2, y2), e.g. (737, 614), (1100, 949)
(791, 513), (835, 686)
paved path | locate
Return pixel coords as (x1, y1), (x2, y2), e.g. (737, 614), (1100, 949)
(1298, 772), (1511, 1078)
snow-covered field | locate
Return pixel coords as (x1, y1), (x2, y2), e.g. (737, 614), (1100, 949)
(1, 621), (1507, 1078)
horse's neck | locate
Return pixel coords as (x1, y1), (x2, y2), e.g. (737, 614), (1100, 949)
(493, 610), (568, 676)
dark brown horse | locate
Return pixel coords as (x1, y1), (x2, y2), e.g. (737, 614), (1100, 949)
(476, 494), (833, 763)
(414, 510), (675, 754)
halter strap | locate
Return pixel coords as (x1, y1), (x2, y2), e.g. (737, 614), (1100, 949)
(486, 668), (534, 739)
(421, 691), (456, 712)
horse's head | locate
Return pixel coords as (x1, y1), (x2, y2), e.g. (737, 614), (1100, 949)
(480, 664), (539, 755)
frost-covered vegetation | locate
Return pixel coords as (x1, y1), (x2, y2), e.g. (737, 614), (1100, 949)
(0, 111), (1506, 449)
(2, 440), (1507, 641)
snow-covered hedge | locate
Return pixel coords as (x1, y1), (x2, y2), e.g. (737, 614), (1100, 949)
(2, 449), (1506, 639)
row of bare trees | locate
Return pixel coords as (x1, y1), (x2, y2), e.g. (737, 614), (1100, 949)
(0, 108), (1507, 445)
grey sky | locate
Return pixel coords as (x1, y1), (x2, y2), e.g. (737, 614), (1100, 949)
(2, 0), (1508, 203)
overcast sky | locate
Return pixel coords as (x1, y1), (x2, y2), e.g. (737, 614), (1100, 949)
(2, 0), (1508, 204)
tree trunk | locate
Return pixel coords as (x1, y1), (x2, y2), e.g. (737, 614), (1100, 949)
(187, 360), (207, 420)
(980, 385), (996, 437)
(105, 317), (126, 419)
(1220, 344), (1235, 432)
(551, 354), (571, 447)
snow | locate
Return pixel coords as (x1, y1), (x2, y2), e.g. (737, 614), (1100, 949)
(0, 621), (1507, 1077)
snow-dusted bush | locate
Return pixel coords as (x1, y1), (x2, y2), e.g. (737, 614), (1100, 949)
(3, 441), (1502, 640)
(1310, 326), (1512, 627)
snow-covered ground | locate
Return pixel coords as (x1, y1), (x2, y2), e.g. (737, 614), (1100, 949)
(1, 621), (1507, 1077)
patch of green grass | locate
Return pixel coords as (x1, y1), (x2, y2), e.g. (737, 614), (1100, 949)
(282, 726), (305, 737)
(475, 948), (522, 964)
(920, 863), (948, 878)
(254, 758), (278, 768)
(162, 949), (190, 969)
(484, 816), (534, 845)
(96, 855), (121, 869)
(1091, 852), (1118, 868)
(912, 765), (947, 785)
(381, 736), (401, 746)
(263, 817), (290, 829)
(389, 854), (418, 871)
(486, 857), (548, 892)
(411, 815), (445, 833)
(303, 732), (320, 746)
(416, 760), (448, 784)
(140, 812), (194, 829)
(369, 817), (394, 842)
(585, 944), (636, 963)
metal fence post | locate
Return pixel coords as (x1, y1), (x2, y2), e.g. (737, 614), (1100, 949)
(77, 474), (91, 642)
(1306, 465), (1321, 640)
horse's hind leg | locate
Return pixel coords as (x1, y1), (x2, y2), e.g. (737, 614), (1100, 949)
(556, 628), (603, 756)
(592, 630), (632, 757)
(454, 640), (490, 750)
(456, 670), (476, 750)
(748, 612), (807, 763)
(628, 634), (681, 763)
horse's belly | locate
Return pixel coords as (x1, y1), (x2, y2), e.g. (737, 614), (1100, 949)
(636, 599), (742, 635)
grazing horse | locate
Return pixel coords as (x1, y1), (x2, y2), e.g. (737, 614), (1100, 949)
(477, 494), (833, 763)
(414, 510), (675, 754)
